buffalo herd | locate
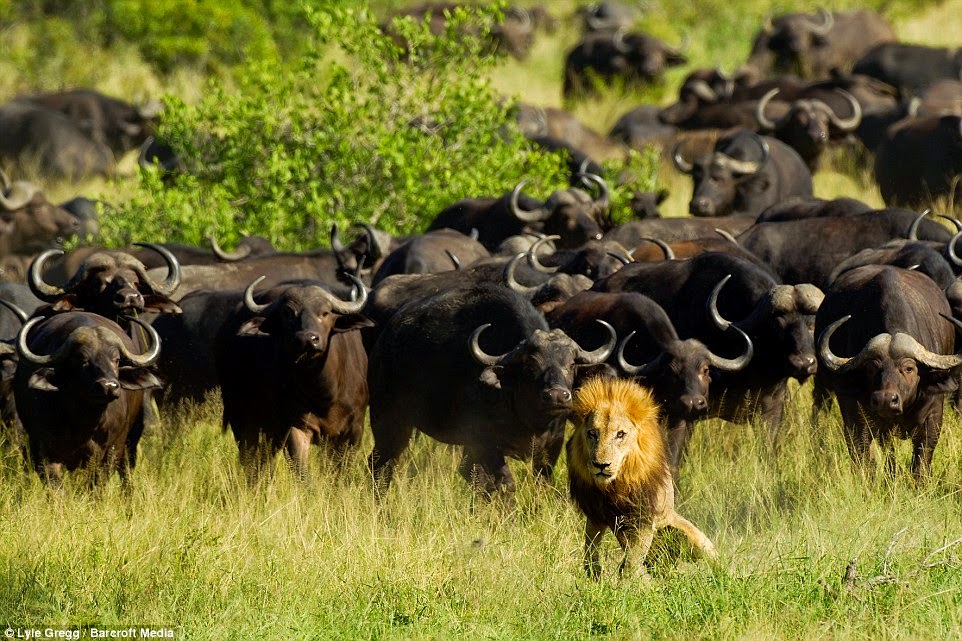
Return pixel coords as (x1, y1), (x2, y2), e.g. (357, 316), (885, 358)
(3, 3), (962, 498)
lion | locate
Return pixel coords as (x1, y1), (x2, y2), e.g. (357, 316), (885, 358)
(568, 377), (717, 578)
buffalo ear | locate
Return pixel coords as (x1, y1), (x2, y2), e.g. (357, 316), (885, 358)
(921, 368), (960, 395)
(237, 316), (269, 337)
(333, 313), (375, 333)
(27, 368), (60, 392)
(142, 295), (182, 314)
(479, 366), (503, 390)
(118, 367), (163, 391)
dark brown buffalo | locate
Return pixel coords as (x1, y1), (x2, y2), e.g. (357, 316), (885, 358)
(216, 276), (371, 480)
(604, 214), (756, 248)
(673, 130), (813, 217)
(755, 88), (862, 170)
(28, 244), (181, 321)
(563, 30), (687, 98)
(754, 196), (872, 223)
(548, 290), (753, 473)
(514, 104), (625, 163)
(371, 228), (489, 285)
(745, 9), (896, 79)
(427, 176), (611, 250)
(816, 266), (962, 477)
(0, 101), (113, 179)
(0, 171), (82, 259)
(13, 312), (162, 484)
(593, 252), (824, 439)
(368, 282), (615, 495)
(854, 43), (962, 98)
(23, 89), (159, 156)
(608, 104), (678, 150)
(874, 115), (962, 208)
(736, 210), (954, 288)
(578, 1), (642, 33)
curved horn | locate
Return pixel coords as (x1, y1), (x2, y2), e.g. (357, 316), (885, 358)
(118, 317), (162, 366)
(616, 331), (664, 376)
(132, 242), (181, 296)
(527, 235), (561, 273)
(351, 222), (385, 261)
(0, 298), (28, 324)
(607, 251), (632, 266)
(0, 167), (9, 193)
(671, 141), (694, 175)
(16, 316), (59, 366)
(817, 315), (856, 372)
(715, 228), (739, 244)
(445, 249), (461, 270)
(937, 214), (962, 232)
(906, 209), (930, 241)
(243, 276), (270, 314)
(327, 274), (368, 314)
(762, 12), (775, 34)
(807, 7), (834, 36)
(634, 237), (675, 260)
(688, 79), (717, 102)
(898, 316), (962, 370)
(754, 88), (780, 131)
(208, 235), (253, 261)
(577, 173), (610, 212)
(28, 249), (67, 302)
(469, 227), (479, 242)
(510, 179), (550, 223)
(469, 323), (509, 366)
(0, 180), (38, 211)
(503, 253), (539, 295)
(612, 28), (630, 53)
(506, 5), (531, 29)
(707, 324), (755, 371)
(715, 134), (770, 175)
(707, 274), (737, 331)
(824, 89), (862, 132)
(675, 33), (691, 53)
(948, 230), (962, 267)
(329, 223), (345, 253)
(575, 320), (617, 364)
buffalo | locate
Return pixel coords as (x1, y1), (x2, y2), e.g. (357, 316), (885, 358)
(13, 312), (162, 484)
(563, 30), (687, 98)
(874, 114), (962, 208)
(816, 266), (962, 477)
(368, 282), (615, 495)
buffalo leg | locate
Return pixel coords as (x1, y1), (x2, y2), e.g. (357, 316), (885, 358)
(912, 405), (944, 479)
(531, 424), (565, 481)
(284, 427), (312, 481)
(458, 446), (515, 496)
(839, 401), (874, 472)
(665, 418), (693, 479)
(756, 381), (788, 446)
(368, 418), (415, 493)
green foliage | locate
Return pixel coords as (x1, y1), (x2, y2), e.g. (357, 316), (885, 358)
(107, 5), (574, 250)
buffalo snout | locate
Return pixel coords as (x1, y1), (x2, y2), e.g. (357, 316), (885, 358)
(679, 393), (708, 414)
(870, 390), (903, 415)
(295, 330), (323, 352)
(691, 196), (716, 216)
(95, 378), (121, 401)
(114, 290), (144, 310)
(789, 353), (817, 377)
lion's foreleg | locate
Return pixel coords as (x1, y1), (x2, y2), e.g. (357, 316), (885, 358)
(615, 522), (655, 579)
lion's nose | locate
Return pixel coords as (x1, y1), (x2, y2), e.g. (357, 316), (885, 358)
(592, 460), (610, 472)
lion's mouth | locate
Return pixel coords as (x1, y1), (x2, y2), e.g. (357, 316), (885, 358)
(595, 471), (612, 479)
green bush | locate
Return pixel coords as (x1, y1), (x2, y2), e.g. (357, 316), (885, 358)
(106, 5), (623, 250)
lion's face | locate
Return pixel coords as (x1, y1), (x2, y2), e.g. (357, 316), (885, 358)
(581, 407), (637, 486)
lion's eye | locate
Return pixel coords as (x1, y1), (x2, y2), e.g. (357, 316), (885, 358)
(616, 431), (627, 439)
(587, 429), (598, 440)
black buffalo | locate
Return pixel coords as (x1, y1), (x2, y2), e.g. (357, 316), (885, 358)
(816, 266), (962, 477)
(563, 30), (687, 98)
(216, 276), (371, 480)
(745, 9), (896, 78)
(673, 130), (813, 217)
(13, 312), (162, 484)
(874, 114), (962, 208)
(854, 43), (962, 98)
(368, 282), (615, 495)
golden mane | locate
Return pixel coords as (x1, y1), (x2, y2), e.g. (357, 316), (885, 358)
(570, 377), (667, 497)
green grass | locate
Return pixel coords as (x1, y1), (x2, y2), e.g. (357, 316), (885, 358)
(4, 1), (962, 636)
(2, 389), (962, 638)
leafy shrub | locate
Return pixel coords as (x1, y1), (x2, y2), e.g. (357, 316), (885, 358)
(106, 5), (607, 251)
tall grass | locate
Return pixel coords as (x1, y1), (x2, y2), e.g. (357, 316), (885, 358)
(2, 390), (962, 638)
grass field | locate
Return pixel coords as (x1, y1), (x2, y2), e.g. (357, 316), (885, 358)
(3, 1), (962, 638)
